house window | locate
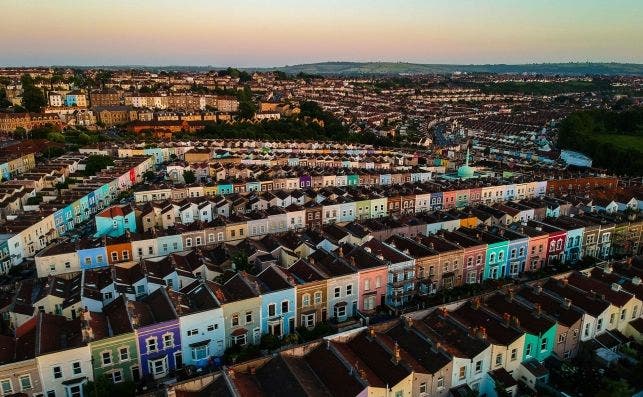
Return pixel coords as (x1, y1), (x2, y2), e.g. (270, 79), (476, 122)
(72, 361), (82, 375)
(84, 257), (92, 265)
(364, 295), (376, 311)
(53, 365), (62, 379)
(511, 348), (517, 361)
(302, 294), (311, 307)
(334, 287), (341, 298)
(102, 351), (112, 366)
(597, 318), (603, 331)
(458, 366), (466, 380)
(334, 305), (346, 318)
(364, 279), (371, 291)
(245, 311), (253, 324)
(146, 337), (158, 353)
(268, 303), (276, 317)
(301, 313), (315, 328)
(122, 250), (129, 260)
(495, 353), (503, 367)
(526, 343), (532, 357)
(163, 333), (174, 348)
(18, 375), (31, 391)
(437, 376), (445, 389)
(475, 360), (482, 373)
(376, 277), (381, 288)
(149, 356), (168, 377)
(281, 301), (289, 313)
(1, 379), (12, 395)
(346, 285), (352, 296)
(186, 238), (192, 247)
(620, 309), (626, 321)
(108, 369), (123, 383)
(558, 333), (566, 344)
(67, 385), (82, 397)
(187, 329), (198, 336)
(191, 345), (209, 361)
(314, 292), (322, 304)
(232, 314), (239, 327)
(232, 333), (247, 346)
(119, 347), (129, 361)
(541, 338), (548, 351)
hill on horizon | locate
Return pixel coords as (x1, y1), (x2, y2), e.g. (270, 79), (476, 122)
(249, 61), (643, 76)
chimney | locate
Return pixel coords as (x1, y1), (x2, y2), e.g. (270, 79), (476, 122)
(611, 283), (621, 292)
(560, 278), (568, 287)
(369, 327), (376, 339)
(505, 288), (514, 302)
(632, 276), (641, 286)
(227, 369), (235, 380)
(604, 265), (613, 274)
(534, 284), (543, 294)
(439, 307), (448, 317)
(478, 326), (487, 340)
(393, 342), (401, 365)
(534, 303), (542, 317)
(512, 316), (520, 328)
(472, 297), (481, 309)
(249, 366), (256, 375)
(562, 298), (572, 309)
(350, 256), (356, 266)
(503, 312), (511, 327)
(338, 247), (344, 257)
(404, 316), (414, 329)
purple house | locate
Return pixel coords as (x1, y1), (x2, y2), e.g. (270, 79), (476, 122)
(129, 288), (181, 381)
(299, 175), (312, 188)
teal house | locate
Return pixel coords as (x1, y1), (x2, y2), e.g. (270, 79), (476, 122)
(487, 293), (557, 363)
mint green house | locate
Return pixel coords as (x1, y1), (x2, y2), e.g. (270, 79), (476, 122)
(486, 293), (557, 363)
(89, 297), (140, 384)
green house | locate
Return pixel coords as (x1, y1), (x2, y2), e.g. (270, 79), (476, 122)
(89, 297), (140, 384)
(485, 293), (557, 363)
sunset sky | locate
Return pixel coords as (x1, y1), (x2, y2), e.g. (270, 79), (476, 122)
(2, 0), (642, 66)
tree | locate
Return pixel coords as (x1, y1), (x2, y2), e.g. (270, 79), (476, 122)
(0, 88), (11, 109)
(84, 377), (136, 397)
(182, 170), (196, 184)
(20, 74), (46, 112)
(237, 101), (256, 120)
(143, 171), (156, 183)
(84, 155), (114, 176)
(596, 379), (633, 397)
(46, 132), (65, 143)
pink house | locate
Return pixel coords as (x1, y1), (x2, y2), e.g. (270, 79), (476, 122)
(442, 190), (457, 209)
(469, 186), (483, 206)
(521, 224), (550, 272)
(344, 244), (388, 313)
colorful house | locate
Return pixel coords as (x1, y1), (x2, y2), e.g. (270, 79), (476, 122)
(169, 282), (226, 368)
(344, 244), (388, 314)
(89, 298), (140, 384)
(131, 288), (182, 380)
(95, 205), (136, 238)
(486, 292), (557, 363)
(255, 265), (297, 338)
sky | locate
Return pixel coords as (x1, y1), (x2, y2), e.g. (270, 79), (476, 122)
(1, 0), (642, 67)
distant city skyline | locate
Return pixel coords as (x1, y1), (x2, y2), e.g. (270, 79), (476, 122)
(2, 0), (642, 67)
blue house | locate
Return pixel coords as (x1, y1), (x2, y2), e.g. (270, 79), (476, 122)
(379, 174), (391, 186)
(430, 191), (443, 210)
(254, 265), (296, 338)
(502, 228), (529, 276)
(78, 240), (109, 270)
(95, 204), (136, 238)
(217, 183), (233, 196)
(157, 234), (183, 256)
